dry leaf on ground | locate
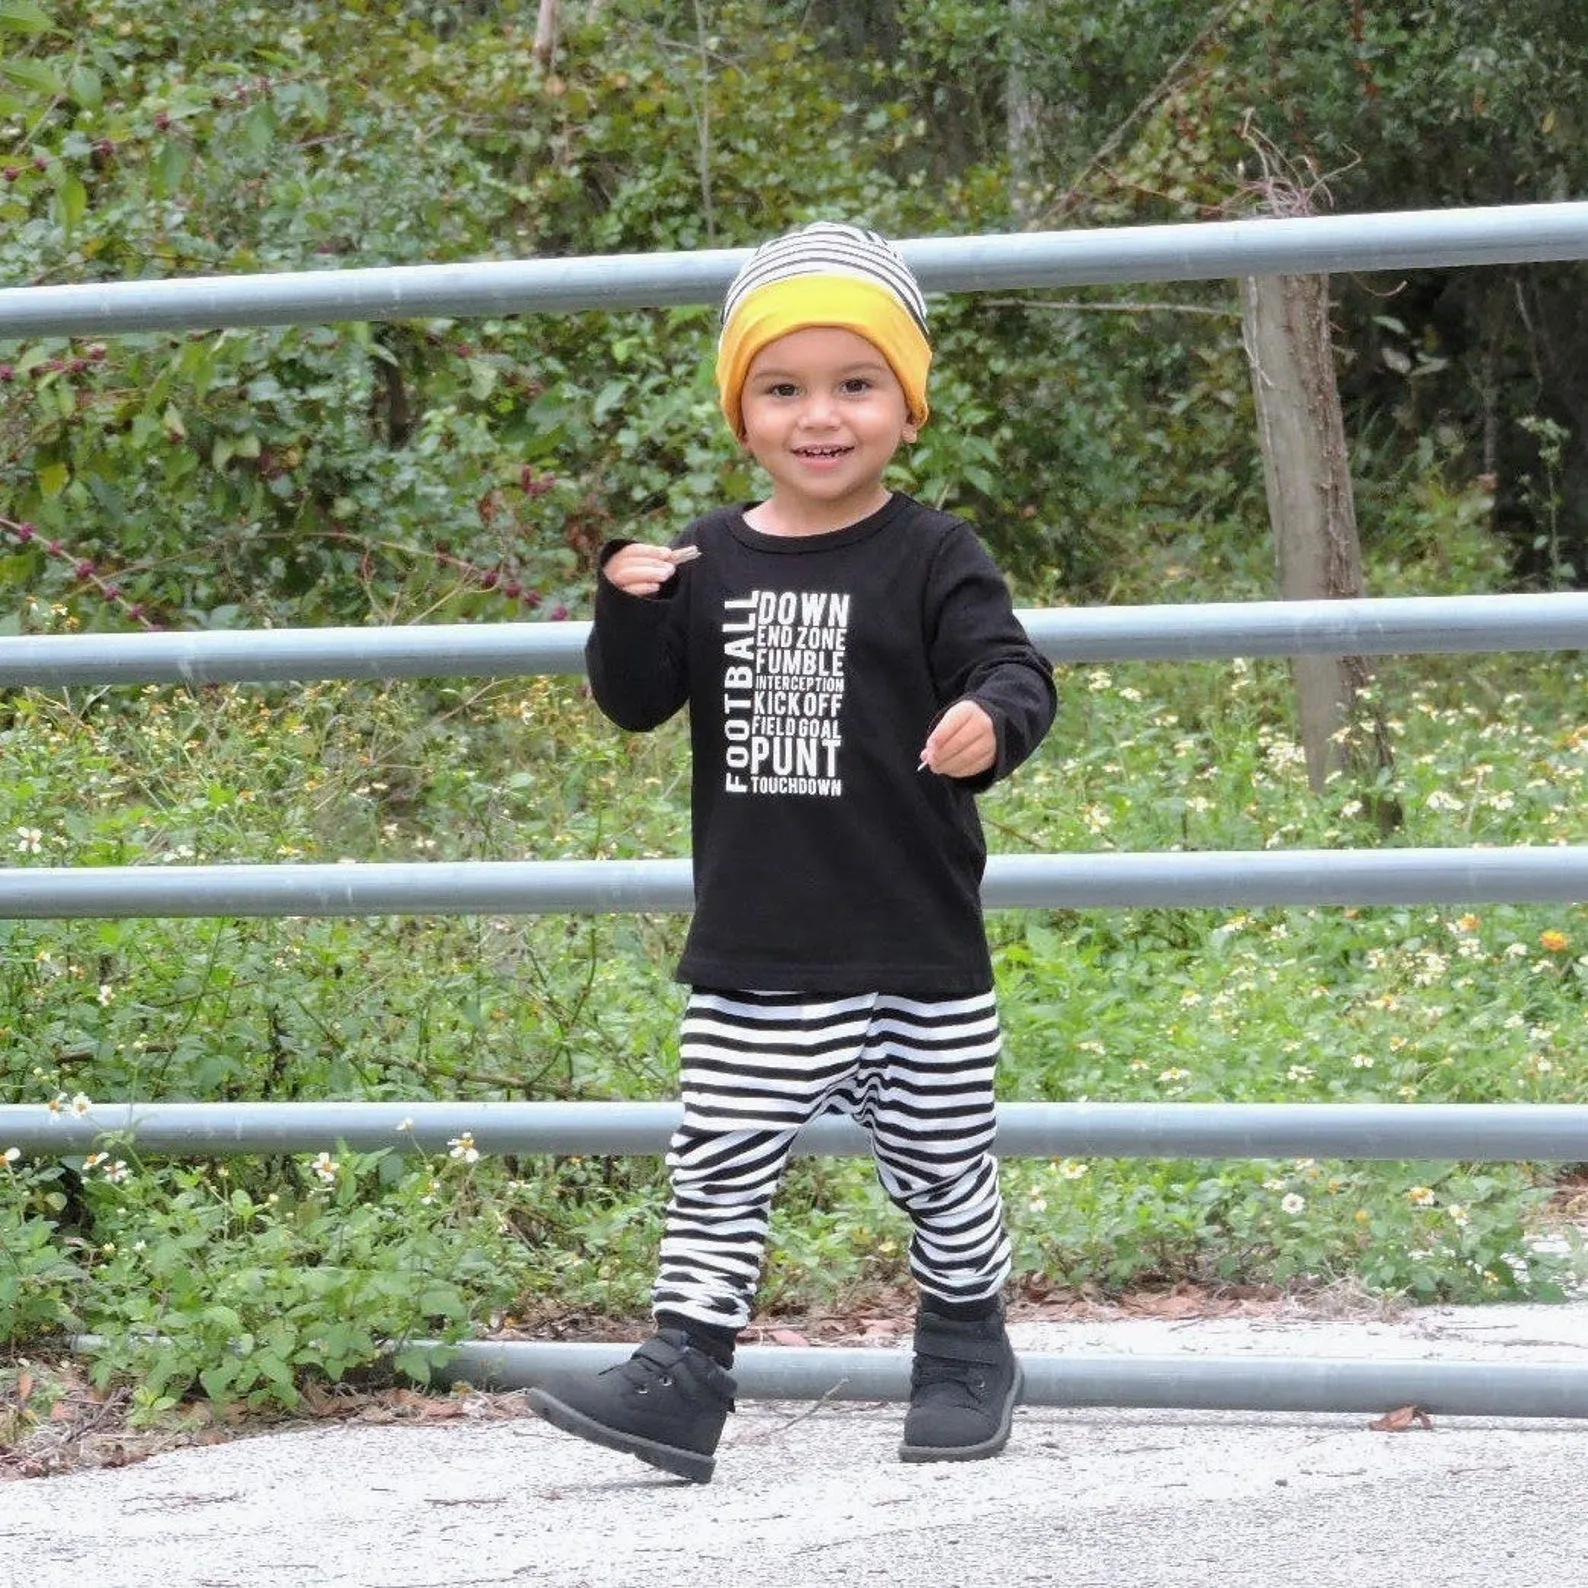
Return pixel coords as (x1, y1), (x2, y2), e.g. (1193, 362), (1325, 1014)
(1369, 1404), (1434, 1432)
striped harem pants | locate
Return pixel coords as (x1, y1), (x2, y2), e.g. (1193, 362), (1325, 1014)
(653, 987), (1011, 1330)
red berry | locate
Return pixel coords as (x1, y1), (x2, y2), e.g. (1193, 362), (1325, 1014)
(2, 167), (20, 183)
(479, 569), (499, 589)
(154, 111), (171, 131)
(0, 365), (13, 382)
(15, 522), (35, 541)
(75, 560), (95, 578)
(550, 604), (569, 621)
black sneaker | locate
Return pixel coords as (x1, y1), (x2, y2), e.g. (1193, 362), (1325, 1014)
(898, 1308), (1023, 1463)
(526, 1330), (736, 1483)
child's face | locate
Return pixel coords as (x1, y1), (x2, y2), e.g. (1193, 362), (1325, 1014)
(738, 325), (919, 531)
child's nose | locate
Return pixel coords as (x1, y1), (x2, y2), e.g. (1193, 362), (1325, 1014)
(800, 391), (839, 425)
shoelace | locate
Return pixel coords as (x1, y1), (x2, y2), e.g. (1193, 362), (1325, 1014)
(613, 1355), (676, 1394)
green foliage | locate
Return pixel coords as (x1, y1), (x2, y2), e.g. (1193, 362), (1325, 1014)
(0, 0), (948, 627)
(0, 653), (692, 1108)
(1004, 1154), (1567, 1304)
(5, 0), (1575, 627)
(75, 1147), (519, 1416)
(0, 1152), (84, 1341)
(1, 639), (1584, 1416)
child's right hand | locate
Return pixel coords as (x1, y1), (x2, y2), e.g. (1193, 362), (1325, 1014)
(602, 543), (695, 598)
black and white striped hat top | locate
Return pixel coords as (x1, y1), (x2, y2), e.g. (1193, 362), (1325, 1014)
(719, 221), (929, 337)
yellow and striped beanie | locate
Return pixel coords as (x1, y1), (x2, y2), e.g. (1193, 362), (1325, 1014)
(715, 220), (932, 436)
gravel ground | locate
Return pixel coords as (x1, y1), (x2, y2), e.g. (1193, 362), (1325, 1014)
(4, 1300), (1587, 1588)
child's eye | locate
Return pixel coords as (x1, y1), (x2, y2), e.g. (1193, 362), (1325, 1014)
(766, 381), (799, 398)
(840, 377), (873, 394)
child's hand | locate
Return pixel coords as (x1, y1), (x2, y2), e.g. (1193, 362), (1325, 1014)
(603, 543), (698, 597)
(919, 699), (996, 779)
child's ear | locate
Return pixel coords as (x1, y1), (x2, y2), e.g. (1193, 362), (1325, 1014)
(902, 420), (921, 444)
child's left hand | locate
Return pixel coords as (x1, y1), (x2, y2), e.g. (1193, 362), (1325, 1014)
(919, 699), (996, 779)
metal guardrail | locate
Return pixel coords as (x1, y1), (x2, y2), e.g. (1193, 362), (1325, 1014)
(3, 848), (1588, 920)
(8, 202), (1588, 1415)
(1, 592), (1587, 687)
(431, 1340), (1588, 1419)
(5, 1100), (1587, 1161)
(5, 200), (1588, 337)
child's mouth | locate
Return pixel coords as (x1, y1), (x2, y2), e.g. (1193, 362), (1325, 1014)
(795, 445), (852, 460)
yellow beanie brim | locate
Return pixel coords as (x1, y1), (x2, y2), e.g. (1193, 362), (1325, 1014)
(716, 275), (932, 436)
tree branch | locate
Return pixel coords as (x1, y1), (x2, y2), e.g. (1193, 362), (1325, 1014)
(1041, 0), (1246, 223)
(977, 296), (1241, 320)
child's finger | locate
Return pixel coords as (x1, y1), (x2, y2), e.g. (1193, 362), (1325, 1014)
(920, 700), (995, 776)
(604, 547), (681, 592)
(923, 700), (976, 755)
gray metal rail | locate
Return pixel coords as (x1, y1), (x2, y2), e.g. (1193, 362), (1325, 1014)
(435, 1339), (1588, 1417)
(2, 592), (1587, 687)
(4, 1100), (1586, 1160)
(5, 200), (1588, 338)
(2, 848), (1587, 921)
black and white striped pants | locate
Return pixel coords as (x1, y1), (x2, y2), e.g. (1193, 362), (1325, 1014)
(653, 987), (1010, 1330)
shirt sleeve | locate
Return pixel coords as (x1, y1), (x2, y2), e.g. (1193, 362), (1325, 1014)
(924, 522), (1057, 791)
(583, 538), (692, 732)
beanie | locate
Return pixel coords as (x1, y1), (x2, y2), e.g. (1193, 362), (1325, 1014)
(715, 221), (932, 436)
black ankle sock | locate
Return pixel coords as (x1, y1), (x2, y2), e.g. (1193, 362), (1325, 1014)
(920, 1294), (1001, 1324)
(655, 1311), (738, 1367)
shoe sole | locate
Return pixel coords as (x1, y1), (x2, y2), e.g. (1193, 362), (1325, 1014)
(897, 1361), (1024, 1464)
(526, 1387), (715, 1483)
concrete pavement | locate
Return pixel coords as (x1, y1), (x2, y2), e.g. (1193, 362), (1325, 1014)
(3, 1300), (1587, 1588)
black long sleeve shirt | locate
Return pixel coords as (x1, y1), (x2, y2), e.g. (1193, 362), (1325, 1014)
(585, 493), (1057, 996)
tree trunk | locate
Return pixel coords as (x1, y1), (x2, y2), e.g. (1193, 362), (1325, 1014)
(533, 0), (561, 68)
(1007, 0), (1043, 222)
(1240, 271), (1393, 799)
